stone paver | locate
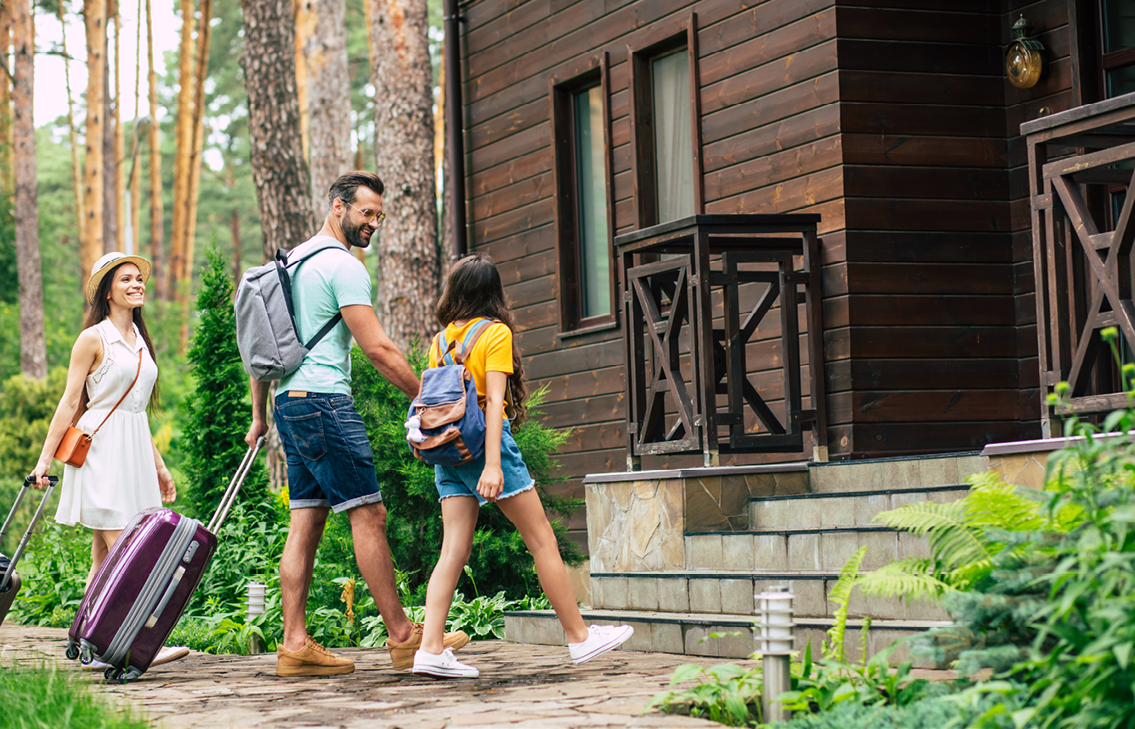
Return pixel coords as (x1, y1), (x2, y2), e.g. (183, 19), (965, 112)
(1, 625), (725, 729)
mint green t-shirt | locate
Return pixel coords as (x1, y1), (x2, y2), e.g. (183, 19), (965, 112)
(278, 236), (372, 395)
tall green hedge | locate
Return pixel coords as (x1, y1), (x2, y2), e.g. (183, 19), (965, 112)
(180, 244), (269, 520)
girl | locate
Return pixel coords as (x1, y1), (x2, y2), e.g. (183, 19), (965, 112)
(32, 252), (187, 667)
(411, 254), (632, 678)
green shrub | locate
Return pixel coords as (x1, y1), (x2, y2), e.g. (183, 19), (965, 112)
(0, 662), (151, 729)
(9, 520), (89, 626)
(350, 344), (582, 603)
(180, 243), (269, 521)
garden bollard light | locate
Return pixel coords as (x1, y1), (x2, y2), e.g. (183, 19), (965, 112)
(756, 586), (794, 723)
(247, 581), (266, 654)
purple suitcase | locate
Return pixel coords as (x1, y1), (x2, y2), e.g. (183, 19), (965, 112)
(0, 475), (58, 627)
(67, 439), (263, 681)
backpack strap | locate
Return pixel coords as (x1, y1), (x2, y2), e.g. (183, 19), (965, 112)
(276, 241), (352, 352)
(440, 318), (495, 366)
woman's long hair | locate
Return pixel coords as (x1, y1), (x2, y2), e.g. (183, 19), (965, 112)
(82, 262), (161, 416)
(435, 254), (527, 421)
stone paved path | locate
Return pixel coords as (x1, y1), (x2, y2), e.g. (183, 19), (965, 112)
(1, 625), (728, 728)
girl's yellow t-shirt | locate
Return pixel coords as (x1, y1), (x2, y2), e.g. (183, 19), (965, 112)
(427, 319), (513, 418)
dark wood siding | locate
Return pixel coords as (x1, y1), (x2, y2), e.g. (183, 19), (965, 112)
(458, 0), (1077, 546)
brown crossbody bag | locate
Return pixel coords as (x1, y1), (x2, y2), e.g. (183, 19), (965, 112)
(55, 353), (143, 468)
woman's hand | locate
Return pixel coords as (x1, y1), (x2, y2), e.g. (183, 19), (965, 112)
(31, 459), (52, 490)
(158, 466), (176, 503)
(476, 465), (505, 503)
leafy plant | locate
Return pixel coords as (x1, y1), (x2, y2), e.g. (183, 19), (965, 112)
(9, 521), (90, 626)
(649, 663), (764, 727)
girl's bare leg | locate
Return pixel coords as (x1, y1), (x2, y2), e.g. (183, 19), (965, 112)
(86, 529), (122, 588)
(420, 496), (480, 654)
(495, 489), (588, 644)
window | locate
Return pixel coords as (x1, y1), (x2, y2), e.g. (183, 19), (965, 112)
(573, 85), (611, 319)
(628, 17), (703, 229)
(551, 55), (615, 332)
(651, 50), (695, 223)
(1101, 0), (1135, 98)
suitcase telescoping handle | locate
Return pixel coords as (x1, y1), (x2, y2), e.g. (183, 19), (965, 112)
(206, 437), (265, 534)
(1, 475), (58, 591)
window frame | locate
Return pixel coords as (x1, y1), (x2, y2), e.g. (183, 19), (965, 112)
(627, 13), (704, 231)
(1098, 0), (1135, 98)
(550, 52), (618, 335)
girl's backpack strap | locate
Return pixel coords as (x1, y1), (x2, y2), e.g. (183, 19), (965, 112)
(454, 318), (497, 364)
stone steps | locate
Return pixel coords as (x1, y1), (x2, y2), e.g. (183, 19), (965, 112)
(749, 485), (970, 530)
(589, 570), (948, 622)
(686, 525), (907, 573)
(505, 609), (950, 664)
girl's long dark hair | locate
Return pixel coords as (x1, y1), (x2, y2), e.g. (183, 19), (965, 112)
(82, 262), (161, 416)
(436, 254), (527, 421)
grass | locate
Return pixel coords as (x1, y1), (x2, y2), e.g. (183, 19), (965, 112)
(0, 662), (151, 728)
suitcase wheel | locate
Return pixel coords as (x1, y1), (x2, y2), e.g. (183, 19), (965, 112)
(66, 642), (79, 661)
(79, 645), (93, 665)
(103, 666), (118, 681)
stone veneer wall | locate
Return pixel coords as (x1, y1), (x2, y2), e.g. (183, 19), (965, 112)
(585, 468), (809, 574)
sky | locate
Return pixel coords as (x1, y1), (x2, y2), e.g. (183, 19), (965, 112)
(32, 0), (180, 128)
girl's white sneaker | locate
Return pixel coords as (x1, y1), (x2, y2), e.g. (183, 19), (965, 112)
(411, 647), (479, 678)
(568, 624), (634, 664)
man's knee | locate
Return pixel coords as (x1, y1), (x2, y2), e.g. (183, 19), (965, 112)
(349, 500), (389, 533)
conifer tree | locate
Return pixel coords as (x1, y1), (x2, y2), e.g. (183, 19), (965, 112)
(181, 244), (269, 520)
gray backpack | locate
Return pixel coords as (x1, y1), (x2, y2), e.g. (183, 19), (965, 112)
(235, 241), (350, 381)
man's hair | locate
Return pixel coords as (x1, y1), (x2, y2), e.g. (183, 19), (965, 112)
(326, 170), (385, 209)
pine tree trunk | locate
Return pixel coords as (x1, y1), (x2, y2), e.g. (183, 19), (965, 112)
(241, 0), (316, 259)
(113, 6), (126, 252)
(0, 13), (12, 200)
(129, 0), (141, 256)
(82, 0), (107, 281)
(101, 0), (116, 255)
(302, 0), (350, 217)
(12, 0), (46, 380)
(367, 0), (439, 350)
(180, 0), (213, 350)
(168, 0), (196, 300)
(59, 0), (85, 235)
(435, 45), (453, 281)
(293, 0), (313, 163)
(146, 0), (163, 297)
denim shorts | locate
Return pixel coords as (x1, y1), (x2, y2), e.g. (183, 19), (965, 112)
(435, 420), (535, 506)
(274, 392), (382, 513)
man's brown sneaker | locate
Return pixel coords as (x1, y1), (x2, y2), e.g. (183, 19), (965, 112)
(277, 637), (355, 677)
(387, 623), (471, 671)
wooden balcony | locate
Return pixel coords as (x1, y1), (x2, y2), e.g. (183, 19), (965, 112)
(1024, 92), (1135, 434)
(614, 215), (828, 469)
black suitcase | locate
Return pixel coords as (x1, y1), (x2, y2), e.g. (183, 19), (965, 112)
(0, 475), (57, 627)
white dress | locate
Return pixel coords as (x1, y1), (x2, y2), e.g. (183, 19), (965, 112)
(55, 319), (161, 530)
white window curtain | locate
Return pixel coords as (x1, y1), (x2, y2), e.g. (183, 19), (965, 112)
(652, 49), (694, 223)
(574, 85), (611, 318)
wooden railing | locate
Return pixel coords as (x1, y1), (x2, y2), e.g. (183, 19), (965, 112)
(614, 215), (827, 469)
(1024, 92), (1135, 436)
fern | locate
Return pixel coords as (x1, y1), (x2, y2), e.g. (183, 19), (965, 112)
(824, 547), (866, 662)
(855, 559), (950, 603)
(875, 500), (992, 579)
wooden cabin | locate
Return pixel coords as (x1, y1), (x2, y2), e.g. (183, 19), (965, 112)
(450, 0), (1135, 548)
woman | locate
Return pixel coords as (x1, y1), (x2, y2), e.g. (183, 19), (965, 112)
(32, 251), (187, 667)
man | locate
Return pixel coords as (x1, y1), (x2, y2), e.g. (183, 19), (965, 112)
(246, 170), (468, 677)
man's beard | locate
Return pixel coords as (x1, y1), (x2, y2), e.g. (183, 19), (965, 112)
(343, 217), (370, 249)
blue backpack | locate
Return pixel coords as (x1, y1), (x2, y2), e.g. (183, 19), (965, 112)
(405, 319), (496, 465)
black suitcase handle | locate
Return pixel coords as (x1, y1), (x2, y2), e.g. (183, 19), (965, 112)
(0, 476), (58, 591)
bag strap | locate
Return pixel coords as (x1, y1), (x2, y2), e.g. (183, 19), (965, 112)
(441, 318), (495, 366)
(275, 241), (351, 353)
(90, 349), (143, 438)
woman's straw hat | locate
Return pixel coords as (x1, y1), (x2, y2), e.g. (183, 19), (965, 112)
(86, 252), (153, 305)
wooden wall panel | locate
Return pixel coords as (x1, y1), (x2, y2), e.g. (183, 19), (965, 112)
(458, 0), (1078, 546)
